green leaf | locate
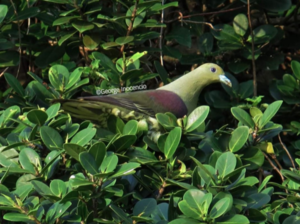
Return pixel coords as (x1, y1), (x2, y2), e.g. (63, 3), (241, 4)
(116, 36), (134, 45)
(256, 0), (292, 12)
(242, 147), (264, 170)
(291, 60), (300, 80)
(198, 33), (214, 55)
(70, 128), (96, 146)
(258, 101), (282, 128)
(247, 193), (270, 209)
(50, 179), (67, 198)
(126, 147), (158, 164)
(233, 14), (248, 36)
(109, 162), (140, 178)
(11, 7), (40, 21)
(49, 65), (69, 92)
(35, 45), (65, 68)
(169, 218), (200, 224)
(231, 107), (255, 128)
(110, 204), (133, 224)
(53, 16), (79, 25)
(185, 106), (210, 132)
(209, 198), (230, 219)
(4, 73), (25, 97)
(125, 6), (146, 28)
(216, 214), (249, 224)
(40, 126), (63, 150)
(58, 31), (77, 46)
(27, 109), (48, 126)
(156, 113), (177, 130)
(0, 5), (8, 23)
(89, 142), (106, 168)
(79, 151), (99, 175)
(126, 51), (147, 66)
(111, 135), (137, 152)
(228, 61), (250, 74)
(65, 67), (83, 90)
(216, 152), (236, 178)
(83, 34), (101, 50)
(92, 52), (119, 76)
(166, 27), (191, 48)
(19, 148), (41, 174)
(64, 143), (86, 161)
(72, 20), (95, 33)
(164, 127), (182, 159)
(229, 126), (249, 152)
(211, 24), (242, 42)
(123, 120), (138, 135)
(100, 152), (118, 173)
(178, 189), (205, 219)
(238, 81), (254, 99)
(3, 213), (33, 222)
(133, 198), (157, 216)
(0, 51), (19, 67)
(31, 180), (53, 196)
(154, 61), (169, 84)
(46, 103), (60, 121)
(247, 25), (277, 44)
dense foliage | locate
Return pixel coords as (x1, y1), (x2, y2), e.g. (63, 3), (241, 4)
(1, 0), (300, 223)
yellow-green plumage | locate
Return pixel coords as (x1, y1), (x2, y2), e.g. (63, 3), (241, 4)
(52, 63), (231, 141)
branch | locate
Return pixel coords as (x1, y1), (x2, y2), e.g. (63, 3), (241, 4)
(180, 20), (221, 31)
(278, 134), (296, 169)
(165, 5), (246, 23)
(247, 0), (257, 97)
(159, 0), (165, 66)
(120, 0), (139, 54)
(263, 152), (286, 192)
(9, 0), (22, 78)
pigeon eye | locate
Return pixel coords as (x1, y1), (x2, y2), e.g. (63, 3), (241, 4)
(211, 67), (216, 73)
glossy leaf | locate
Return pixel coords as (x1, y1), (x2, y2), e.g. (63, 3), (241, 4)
(27, 109), (48, 126)
(229, 126), (249, 152)
(4, 73), (25, 97)
(0, 5), (8, 23)
(216, 152), (236, 178)
(40, 126), (63, 150)
(185, 106), (210, 132)
(231, 107), (255, 128)
(233, 14), (248, 36)
(258, 101), (282, 128)
(164, 127), (182, 159)
(79, 151), (99, 175)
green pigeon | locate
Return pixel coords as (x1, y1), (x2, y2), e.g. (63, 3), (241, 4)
(52, 63), (231, 141)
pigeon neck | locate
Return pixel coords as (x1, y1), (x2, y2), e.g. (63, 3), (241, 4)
(158, 69), (212, 114)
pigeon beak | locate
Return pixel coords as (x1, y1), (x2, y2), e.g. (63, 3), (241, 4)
(219, 74), (232, 87)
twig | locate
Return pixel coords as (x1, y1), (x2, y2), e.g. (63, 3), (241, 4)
(74, 0), (85, 19)
(180, 20), (221, 31)
(156, 180), (166, 200)
(278, 134), (295, 169)
(0, 67), (9, 78)
(159, 0), (165, 66)
(120, 0), (139, 54)
(247, 0), (257, 97)
(26, 0), (30, 35)
(165, 5), (246, 23)
(80, 33), (89, 64)
(9, 0), (22, 78)
(263, 152), (286, 193)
